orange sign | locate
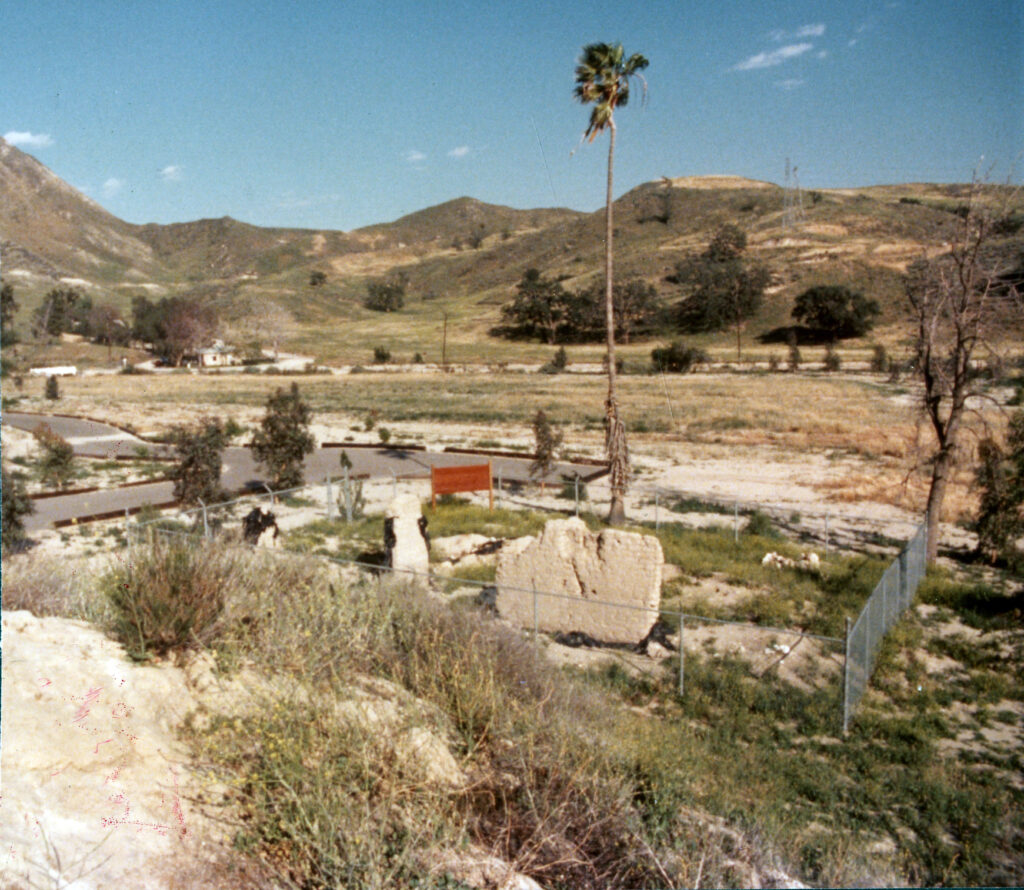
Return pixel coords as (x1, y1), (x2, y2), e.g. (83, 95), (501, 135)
(431, 461), (493, 509)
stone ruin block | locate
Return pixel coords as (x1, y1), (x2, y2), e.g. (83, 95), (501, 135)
(384, 493), (430, 577)
(495, 517), (663, 645)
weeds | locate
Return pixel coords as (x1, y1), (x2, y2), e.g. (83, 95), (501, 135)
(1, 552), (105, 621)
(102, 536), (240, 659)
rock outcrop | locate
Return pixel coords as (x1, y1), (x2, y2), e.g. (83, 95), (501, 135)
(495, 518), (663, 645)
(0, 610), (212, 889)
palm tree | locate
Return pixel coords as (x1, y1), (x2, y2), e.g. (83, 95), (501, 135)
(574, 42), (648, 525)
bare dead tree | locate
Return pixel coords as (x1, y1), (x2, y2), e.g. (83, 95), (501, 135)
(230, 298), (297, 362)
(905, 175), (1023, 562)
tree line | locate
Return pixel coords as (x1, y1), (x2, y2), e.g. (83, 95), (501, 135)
(1, 282), (223, 367)
(493, 223), (882, 355)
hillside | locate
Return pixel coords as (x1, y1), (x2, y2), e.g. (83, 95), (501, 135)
(0, 138), (163, 287)
(2, 136), (1020, 363)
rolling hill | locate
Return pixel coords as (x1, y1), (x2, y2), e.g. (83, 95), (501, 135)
(2, 135), (1020, 363)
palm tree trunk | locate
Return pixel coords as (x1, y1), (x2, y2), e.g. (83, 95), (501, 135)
(605, 118), (627, 525)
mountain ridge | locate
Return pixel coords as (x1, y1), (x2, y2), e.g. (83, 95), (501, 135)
(3, 136), (1020, 364)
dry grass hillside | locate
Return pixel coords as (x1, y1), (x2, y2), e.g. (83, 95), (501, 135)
(3, 136), (1022, 365)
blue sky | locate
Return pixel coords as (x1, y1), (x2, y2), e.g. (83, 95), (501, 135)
(3, 0), (1021, 231)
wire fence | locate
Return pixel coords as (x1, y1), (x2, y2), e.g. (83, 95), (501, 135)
(130, 518), (845, 706)
(127, 476), (927, 735)
(842, 522), (928, 734)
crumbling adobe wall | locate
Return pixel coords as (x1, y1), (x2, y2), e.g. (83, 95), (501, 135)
(495, 517), (663, 645)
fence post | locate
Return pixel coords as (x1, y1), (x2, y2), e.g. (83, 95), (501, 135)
(678, 614), (685, 698)
(532, 583), (539, 651)
(898, 546), (909, 610)
(824, 509), (830, 554)
(498, 467), (503, 507)
(574, 473), (580, 517)
(326, 477), (334, 520)
(734, 501), (739, 543)
(198, 498), (209, 539)
(655, 489), (660, 531)
(864, 597), (872, 673)
(842, 616), (851, 736)
(883, 570), (889, 627)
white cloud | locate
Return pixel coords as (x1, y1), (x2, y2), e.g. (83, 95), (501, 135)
(733, 43), (813, 71)
(776, 78), (805, 90)
(159, 164), (183, 181)
(4, 130), (54, 148)
(405, 149), (427, 163)
(447, 145), (470, 159)
(768, 24), (825, 41)
(102, 178), (123, 198)
(817, 50), (829, 59)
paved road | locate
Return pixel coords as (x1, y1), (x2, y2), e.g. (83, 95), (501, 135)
(3, 413), (606, 531)
(3, 412), (171, 459)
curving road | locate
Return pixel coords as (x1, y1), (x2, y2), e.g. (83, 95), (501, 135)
(2, 412), (606, 531)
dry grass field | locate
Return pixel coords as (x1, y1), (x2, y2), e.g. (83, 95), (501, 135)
(3, 365), (997, 526)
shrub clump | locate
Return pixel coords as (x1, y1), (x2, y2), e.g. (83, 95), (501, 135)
(2, 468), (34, 553)
(169, 418), (229, 507)
(103, 536), (240, 659)
(251, 382), (315, 490)
(32, 422), (75, 489)
(651, 341), (706, 373)
(539, 345), (569, 374)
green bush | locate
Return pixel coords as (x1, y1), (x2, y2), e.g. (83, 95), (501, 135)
(45, 374), (60, 400)
(251, 382), (315, 490)
(651, 341), (706, 373)
(540, 345), (569, 374)
(32, 422), (75, 489)
(1, 468), (34, 553)
(169, 418), (229, 507)
(792, 285), (880, 340)
(743, 510), (778, 538)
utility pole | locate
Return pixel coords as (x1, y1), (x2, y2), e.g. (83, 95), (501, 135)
(782, 158), (806, 232)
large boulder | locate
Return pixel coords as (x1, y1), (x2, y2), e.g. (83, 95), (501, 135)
(495, 517), (663, 645)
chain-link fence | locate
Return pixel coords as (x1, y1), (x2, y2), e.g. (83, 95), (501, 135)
(127, 476), (927, 734)
(842, 522), (928, 734)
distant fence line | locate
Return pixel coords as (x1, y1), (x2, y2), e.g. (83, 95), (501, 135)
(129, 469), (921, 559)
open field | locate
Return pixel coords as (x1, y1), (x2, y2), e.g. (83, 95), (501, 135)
(3, 366), (1005, 528)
